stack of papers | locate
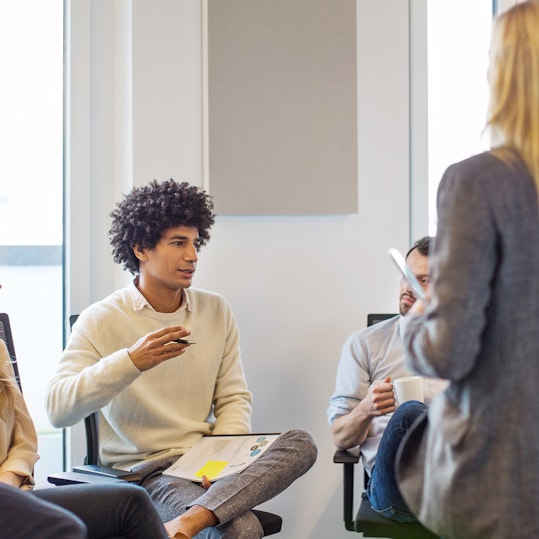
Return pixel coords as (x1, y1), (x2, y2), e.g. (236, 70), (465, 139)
(163, 433), (280, 482)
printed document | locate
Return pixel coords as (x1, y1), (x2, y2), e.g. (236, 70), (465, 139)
(163, 434), (280, 482)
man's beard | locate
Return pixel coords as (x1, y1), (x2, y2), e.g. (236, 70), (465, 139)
(399, 294), (416, 316)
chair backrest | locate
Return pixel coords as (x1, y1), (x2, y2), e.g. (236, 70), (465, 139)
(69, 314), (100, 465)
(83, 413), (100, 465)
(363, 313), (397, 488)
(367, 313), (397, 327)
(0, 312), (22, 392)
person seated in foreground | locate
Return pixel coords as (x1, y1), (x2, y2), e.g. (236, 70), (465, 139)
(45, 179), (317, 539)
(327, 236), (447, 522)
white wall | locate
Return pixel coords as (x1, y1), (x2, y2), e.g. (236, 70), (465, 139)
(66, 1), (423, 537)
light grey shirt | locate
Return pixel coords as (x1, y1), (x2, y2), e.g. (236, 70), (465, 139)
(328, 315), (446, 474)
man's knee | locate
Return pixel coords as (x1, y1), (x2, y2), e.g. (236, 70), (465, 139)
(280, 429), (318, 469)
(392, 400), (427, 429)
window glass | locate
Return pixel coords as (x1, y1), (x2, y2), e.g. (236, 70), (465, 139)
(427, 1), (492, 234)
(0, 0), (64, 483)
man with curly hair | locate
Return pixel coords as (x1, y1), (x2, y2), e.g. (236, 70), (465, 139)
(46, 180), (317, 539)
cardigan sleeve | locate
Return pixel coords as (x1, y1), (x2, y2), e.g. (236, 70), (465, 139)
(0, 373), (39, 487)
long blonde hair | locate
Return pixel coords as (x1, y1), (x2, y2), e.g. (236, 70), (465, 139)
(487, 0), (539, 190)
(0, 341), (15, 419)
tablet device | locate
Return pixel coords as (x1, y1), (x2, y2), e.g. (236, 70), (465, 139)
(388, 247), (426, 299)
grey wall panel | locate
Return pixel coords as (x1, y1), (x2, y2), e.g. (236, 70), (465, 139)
(208, 0), (357, 214)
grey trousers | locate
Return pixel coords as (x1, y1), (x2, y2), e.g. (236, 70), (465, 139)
(0, 482), (169, 539)
(0, 483), (86, 539)
(132, 429), (317, 539)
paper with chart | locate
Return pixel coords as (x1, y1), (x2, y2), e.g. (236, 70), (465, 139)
(163, 434), (280, 482)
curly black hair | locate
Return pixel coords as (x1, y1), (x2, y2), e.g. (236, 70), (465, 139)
(109, 179), (215, 274)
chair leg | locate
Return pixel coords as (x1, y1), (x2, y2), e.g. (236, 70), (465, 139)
(342, 462), (356, 531)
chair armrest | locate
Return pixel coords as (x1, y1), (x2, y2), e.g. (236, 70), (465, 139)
(48, 465), (141, 487)
(48, 471), (127, 486)
(73, 464), (141, 483)
(333, 448), (360, 465)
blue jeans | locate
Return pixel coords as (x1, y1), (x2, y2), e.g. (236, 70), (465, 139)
(367, 400), (427, 523)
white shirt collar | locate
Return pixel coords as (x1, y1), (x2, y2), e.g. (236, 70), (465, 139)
(130, 279), (193, 313)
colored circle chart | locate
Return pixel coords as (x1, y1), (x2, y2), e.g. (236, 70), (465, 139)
(250, 436), (269, 457)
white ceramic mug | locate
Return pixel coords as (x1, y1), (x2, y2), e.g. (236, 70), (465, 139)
(393, 376), (424, 406)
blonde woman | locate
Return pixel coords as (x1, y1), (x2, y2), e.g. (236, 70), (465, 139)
(396, 2), (539, 538)
(0, 336), (168, 539)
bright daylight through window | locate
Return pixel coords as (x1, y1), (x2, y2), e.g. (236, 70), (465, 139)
(427, 1), (492, 234)
(0, 0), (64, 484)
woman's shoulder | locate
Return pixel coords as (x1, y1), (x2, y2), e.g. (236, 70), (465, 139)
(447, 149), (529, 181)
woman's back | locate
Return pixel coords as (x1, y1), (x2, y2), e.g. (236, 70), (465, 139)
(398, 149), (539, 538)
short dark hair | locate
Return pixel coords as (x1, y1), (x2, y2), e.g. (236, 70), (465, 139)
(109, 179), (215, 275)
(405, 236), (433, 259)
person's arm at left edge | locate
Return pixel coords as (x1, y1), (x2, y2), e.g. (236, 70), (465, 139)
(211, 300), (252, 435)
(0, 345), (38, 489)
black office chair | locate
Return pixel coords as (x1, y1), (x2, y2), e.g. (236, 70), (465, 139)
(366, 313), (398, 327)
(333, 313), (438, 538)
(48, 314), (282, 536)
(0, 312), (22, 391)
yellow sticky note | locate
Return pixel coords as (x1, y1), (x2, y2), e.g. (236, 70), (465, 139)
(196, 460), (228, 480)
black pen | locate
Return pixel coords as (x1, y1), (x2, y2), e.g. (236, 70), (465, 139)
(173, 339), (196, 344)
